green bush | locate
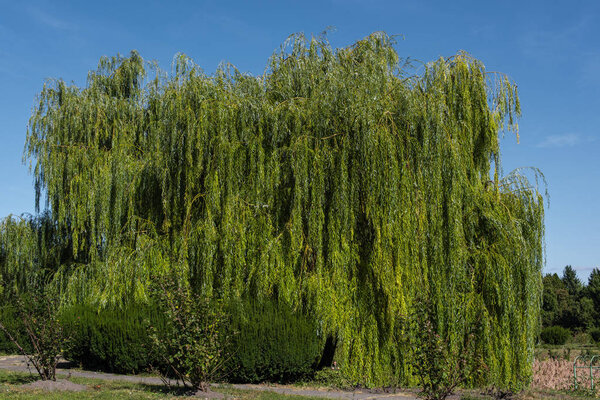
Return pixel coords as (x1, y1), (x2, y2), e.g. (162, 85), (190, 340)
(0, 289), (67, 381)
(312, 368), (353, 390)
(540, 326), (570, 345)
(570, 331), (592, 345)
(61, 304), (165, 374)
(226, 299), (322, 383)
(590, 328), (600, 344)
(408, 298), (480, 400)
(148, 278), (231, 392)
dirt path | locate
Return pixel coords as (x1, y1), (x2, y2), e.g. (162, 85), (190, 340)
(0, 355), (425, 399)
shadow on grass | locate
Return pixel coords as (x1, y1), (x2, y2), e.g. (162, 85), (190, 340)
(134, 382), (267, 399)
(0, 370), (38, 385)
(75, 378), (193, 397)
(138, 382), (193, 396)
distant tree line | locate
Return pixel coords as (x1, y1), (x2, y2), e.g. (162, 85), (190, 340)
(542, 265), (600, 335)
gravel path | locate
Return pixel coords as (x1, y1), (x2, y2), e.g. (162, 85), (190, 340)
(0, 355), (170, 386)
(0, 355), (424, 399)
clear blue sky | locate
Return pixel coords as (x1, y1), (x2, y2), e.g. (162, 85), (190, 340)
(1, 0), (598, 280)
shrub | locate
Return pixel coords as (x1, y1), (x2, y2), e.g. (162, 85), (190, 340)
(540, 326), (570, 345)
(407, 297), (482, 400)
(148, 278), (230, 392)
(312, 368), (353, 390)
(589, 328), (600, 344)
(225, 299), (321, 383)
(61, 304), (164, 374)
(0, 288), (66, 380)
(570, 331), (591, 345)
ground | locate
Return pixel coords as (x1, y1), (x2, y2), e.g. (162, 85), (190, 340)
(0, 354), (597, 399)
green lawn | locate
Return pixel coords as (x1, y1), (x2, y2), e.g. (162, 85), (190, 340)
(1, 368), (598, 400)
(0, 370), (323, 400)
(535, 342), (599, 362)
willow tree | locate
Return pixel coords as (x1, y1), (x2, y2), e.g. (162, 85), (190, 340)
(11, 32), (545, 387)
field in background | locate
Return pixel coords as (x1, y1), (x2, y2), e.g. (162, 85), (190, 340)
(531, 342), (599, 397)
(536, 341), (599, 362)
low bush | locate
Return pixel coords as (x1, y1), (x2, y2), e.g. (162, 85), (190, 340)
(589, 328), (600, 343)
(148, 278), (230, 392)
(312, 368), (353, 390)
(0, 289), (66, 380)
(226, 299), (322, 383)
(540, 326), (570, 345)
(408, 298), (480, 400)
(61, 304), (165, 374)
(570, 331), (591, 345)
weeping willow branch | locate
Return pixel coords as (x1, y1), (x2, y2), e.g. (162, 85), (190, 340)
(2, 32), (546, 388)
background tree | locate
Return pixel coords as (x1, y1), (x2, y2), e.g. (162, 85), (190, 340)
(575, 297), (596, 330)
(540, 266), (599, 336)
(587, 268), (600, 314)
(541, 274), (565, 328)
(562, 265), (582, 297)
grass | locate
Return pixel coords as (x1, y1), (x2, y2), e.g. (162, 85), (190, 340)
(457, 388), (599, 400)
(519, 388), (599, 400)
(0, 370), (325, 400)
(535, 339), (600, 362)
(1, 359), (599, 400)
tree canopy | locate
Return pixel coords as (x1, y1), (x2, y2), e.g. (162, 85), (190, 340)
(2, 32), (545, 387)
(541, 266), (599, 332)
(562, 265), (582, 297)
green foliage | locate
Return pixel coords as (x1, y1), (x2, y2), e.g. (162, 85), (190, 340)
(149, 277), (230, 391)
(408, 298), (481, 400)
(226, 299), (321, 383)
(562, 266), (582, 297)
(541, 274), (564, 321)
(311, 368), (354, 390)
(0, 213), (69, 304)
(569, 331), (591, 345)
(575, 298), (596, 331)
(0, 32), (545, 387)
(540, 326), (570, 345)
(587, 268), (600, 311)
(541, 267), (600, 334)
(0, 305), (30, 354)
(61, 304), (162, 374)
(589, 328), (600, 344)
(0, 288), (65, 380)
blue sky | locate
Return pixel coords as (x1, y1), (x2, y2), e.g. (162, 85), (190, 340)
(1, 0), (598, 280)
